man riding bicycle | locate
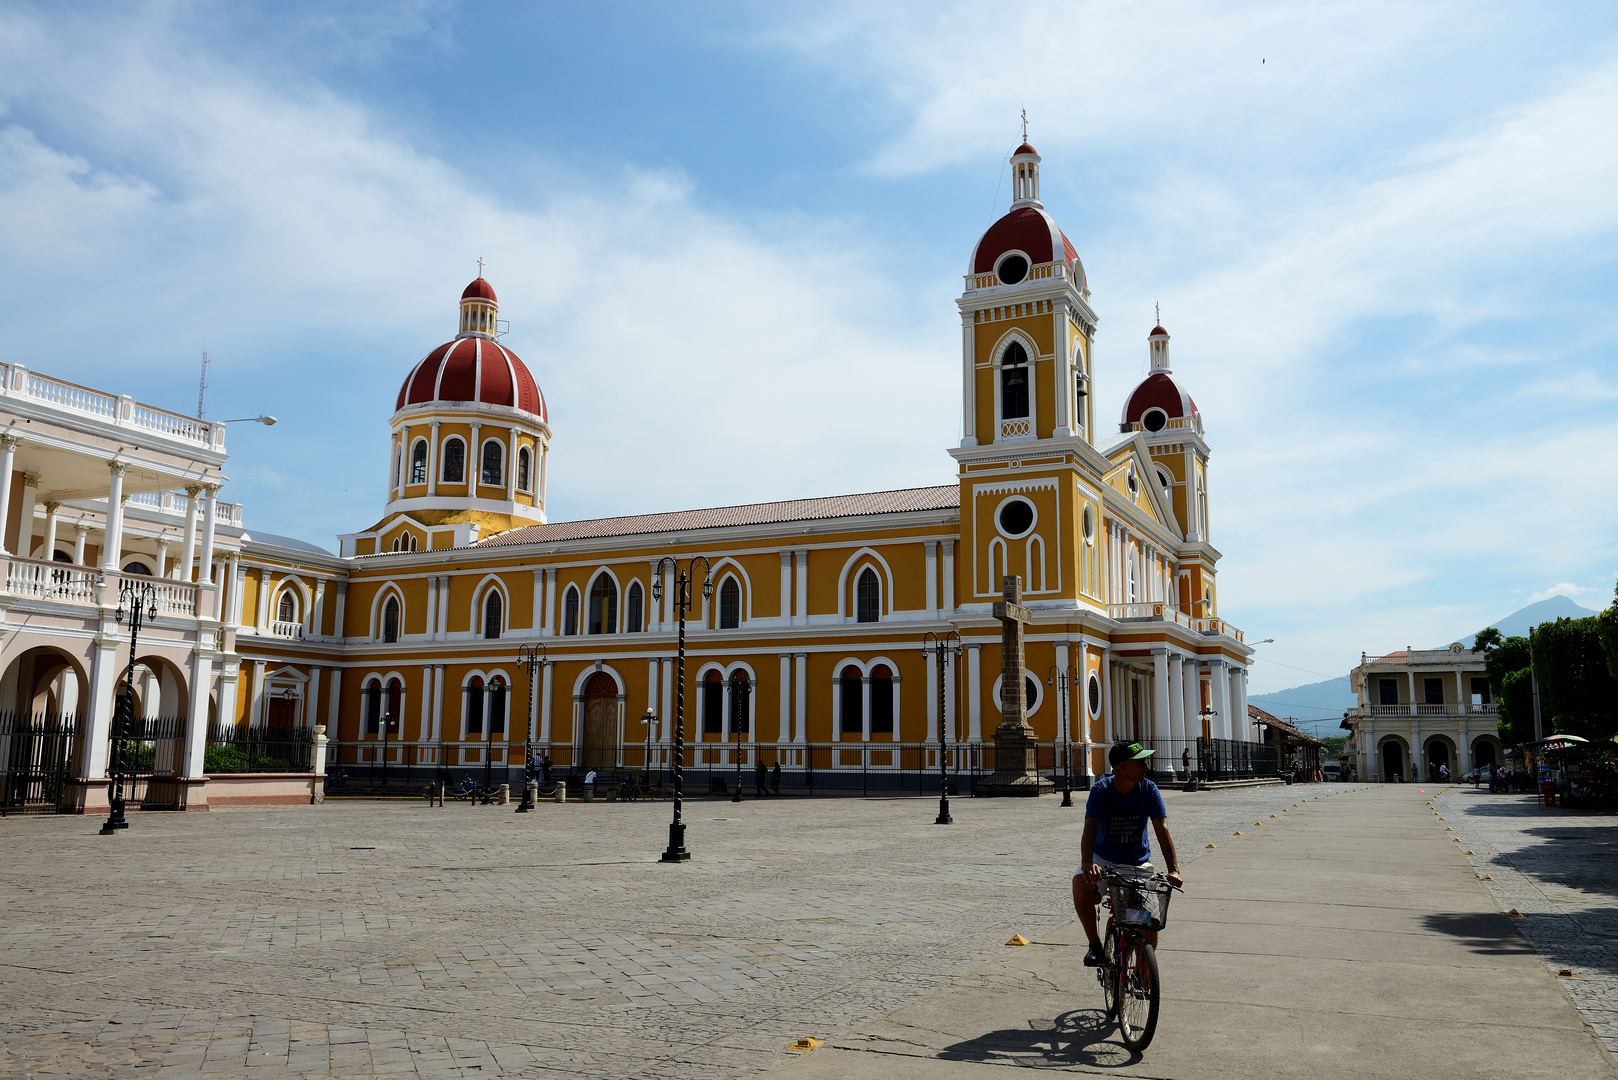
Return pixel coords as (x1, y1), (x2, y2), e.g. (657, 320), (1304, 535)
(1074, 741), (1183, 968)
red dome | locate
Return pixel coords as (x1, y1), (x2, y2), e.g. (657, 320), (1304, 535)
(461, 277), (497, 301)
(1013, 142), (1038, 156)
(1148, 325), (1169, 338)
(396, 337), (546, 421)
(1122, 372), (1197, 426)
(970, 206), (1083, 285)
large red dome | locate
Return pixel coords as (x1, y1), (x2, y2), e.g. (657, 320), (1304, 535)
(1122, 372), (1197, 426)
(461, 277), (497, 301)
(395, 336), (546, 420)
(970, 206), (1084, 287)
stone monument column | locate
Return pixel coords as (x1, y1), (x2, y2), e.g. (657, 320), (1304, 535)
(977, 575), (1053, 797)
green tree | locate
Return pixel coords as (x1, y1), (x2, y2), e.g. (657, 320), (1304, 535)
(1474, 626), (1502, 654)
(1531, 616), (1618, 741)
(1488, 636), (1534, 745)
(1596, 576), (1618, 681)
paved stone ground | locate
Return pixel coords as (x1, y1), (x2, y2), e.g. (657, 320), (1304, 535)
(1439, 783), (1618, 1059)
(1, 783), (1355, 1079)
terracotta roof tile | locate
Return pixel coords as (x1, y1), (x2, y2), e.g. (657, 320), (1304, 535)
(480, 485), (960, 547)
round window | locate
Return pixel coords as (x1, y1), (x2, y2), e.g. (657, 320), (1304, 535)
(1082, 504), (1095, 543)
(1143, 408), (1167, 432)
(992, 675), (1043, 717)
(1087, 672), (1102, 716)
(1127, 472), (1139, 495)
(997, 254), (1029, 285)
(997, 498), (1035, 537)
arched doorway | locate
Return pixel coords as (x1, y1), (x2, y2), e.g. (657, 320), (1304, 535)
(1424, 738), (1452, 781)
(1380, 738), (1406, 781)
(0, 646), (89, 813)
(580, 672), (618, 774)
(1472, 737), (1499, 769)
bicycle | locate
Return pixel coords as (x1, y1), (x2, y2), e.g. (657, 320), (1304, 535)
(1094, 866), (1179, 1052)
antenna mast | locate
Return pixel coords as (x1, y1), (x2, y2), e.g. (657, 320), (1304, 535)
(197, 350), (209, 419)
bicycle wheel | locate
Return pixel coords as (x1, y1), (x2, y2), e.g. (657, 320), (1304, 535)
(1116, 936), (1161, 1052)
(1098, 923), (1118, 1018)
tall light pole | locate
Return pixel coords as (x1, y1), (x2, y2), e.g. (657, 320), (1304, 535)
(1048, 663), (1078, 807)
(102, 580), (157, 835)
(729, 670), (750, 804)
(515, 643), (548, 813)
(653, 555), (711, 863)
(922, 631), (961, 825)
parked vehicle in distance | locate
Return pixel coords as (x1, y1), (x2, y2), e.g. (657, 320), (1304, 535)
(1322, 761), (1342, 781)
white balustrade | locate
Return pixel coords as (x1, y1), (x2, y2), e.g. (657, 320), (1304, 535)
(4, 557), (99, 604)
(1, 365), (220, 449)
(271, 620), (305, 640)
(25, 373), (117, 418)
(147, 578), (199, 617)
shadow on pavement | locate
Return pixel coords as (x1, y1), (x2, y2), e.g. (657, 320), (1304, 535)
(1420, 912), (1538, 957)
(937, 1008), (1139, 1069)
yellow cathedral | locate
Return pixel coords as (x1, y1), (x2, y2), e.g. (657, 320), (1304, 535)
(212, 140), (1255, 794)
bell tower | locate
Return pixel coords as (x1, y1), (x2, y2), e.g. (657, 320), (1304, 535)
(950, 142), (1104, 614)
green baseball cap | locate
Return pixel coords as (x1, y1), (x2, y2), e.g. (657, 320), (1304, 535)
(1109, 741), (1156, 767)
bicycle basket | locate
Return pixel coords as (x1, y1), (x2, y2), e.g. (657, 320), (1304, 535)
(1107, 875), (1172, 930)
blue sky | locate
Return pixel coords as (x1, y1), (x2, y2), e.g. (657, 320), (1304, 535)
(1, 1), (1615, 692)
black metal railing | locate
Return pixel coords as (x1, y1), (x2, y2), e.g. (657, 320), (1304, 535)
(122, 715), (188, 809)
(206, 723), (314, 773)
(0, 711), (80, 815)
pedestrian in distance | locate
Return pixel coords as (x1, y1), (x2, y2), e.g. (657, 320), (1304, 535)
(754, 757), (768, 798)
(540, 753), (553, 787)
(771, 759), (782, 796)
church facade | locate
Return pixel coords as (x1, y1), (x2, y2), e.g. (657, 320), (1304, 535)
(0, 143), (1254, 810)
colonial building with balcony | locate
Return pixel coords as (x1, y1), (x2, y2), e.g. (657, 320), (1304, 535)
(2, 141), (1258, 813)
(1344, 643), (1502, 782)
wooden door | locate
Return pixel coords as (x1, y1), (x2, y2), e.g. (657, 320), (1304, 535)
(580, 673), (618, 773)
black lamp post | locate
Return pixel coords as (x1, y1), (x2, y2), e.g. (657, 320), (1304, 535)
(922, 631), (961, 825)
(728, 671), (751, 803)
(652, 555), (711, 862)
(515, 643), (548, 812)
(380, 707), (397, 787)
(102, 580), (157, 835)
(639, 708), (655, 788)
(1198, 704), (1217, 780)
(1048, 663), (1078, 807)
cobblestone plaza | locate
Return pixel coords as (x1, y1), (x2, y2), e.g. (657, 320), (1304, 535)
(3, 785), (1612, 1078)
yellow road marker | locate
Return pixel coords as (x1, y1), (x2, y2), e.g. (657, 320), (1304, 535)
(1006, 934), (1030, 946)
(786, 1037), (824, 1052)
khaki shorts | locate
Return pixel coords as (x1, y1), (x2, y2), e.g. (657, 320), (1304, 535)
(1074, 854), (1154, 879)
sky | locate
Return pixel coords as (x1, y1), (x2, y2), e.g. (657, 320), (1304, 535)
(1, 0), (1615, 693)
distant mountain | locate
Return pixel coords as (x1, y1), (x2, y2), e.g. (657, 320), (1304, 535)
(1250, 595), (1603, 739)
(1456, 594), (1598, 646)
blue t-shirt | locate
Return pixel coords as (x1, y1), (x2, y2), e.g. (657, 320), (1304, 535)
(1086, 776), (1167, 865)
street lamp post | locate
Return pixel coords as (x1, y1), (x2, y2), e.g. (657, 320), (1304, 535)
(1198, 704), (1217, 782)
(922, 631), (961, 825)
(1048, 663), (1079, 807)
(515, 644), (549, 812)
(652, 555), (711, 863)
(640, 709), (655, 789)
(102, 580), (157, 835)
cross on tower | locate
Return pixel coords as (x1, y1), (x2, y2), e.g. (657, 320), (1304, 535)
(477, 257), (485, 278)
(1020, 108), (1028, 143)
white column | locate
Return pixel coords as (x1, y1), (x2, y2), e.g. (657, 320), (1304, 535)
(529, 664), (541, 745)
(425, 574), (439, 642)
(17, 473), (38, 556)
(533, 568), (546, 634)
(309, 666), (322, 729)
(1235, 666), (1251, 742)
(312, 580), (326, 640)
(178, 486), (200, 580)
(248, 660), (266, 727)
(42, 502), (60, 561)
(437, 575), (450, 637)
(255, 569), (271, 630)
(332, 582), (348, 642)
(506, 429), (518, 502)
(967, 643), (982, 742)
(469, 422), (482, 494)
(427, 420), (440, 496)
(1152, 650), (1173, 776)
(647, 656), (660, 721)
(941, 540), (955, 615)
(1054, 639), (1071, 749)
(99, 462), (126, 570)
(430, 665), (444, 742)
(660, 659), (675, 749)
(961, 313), (976, 443)
(793, 653), (808, 744)
(924, 541), (939, 619)
(1183, 657), (1200, 740)
(547, 569), (560, 638)
(1211, 660), (1231, 740)
(779, 551), (792, 625)
(794, 550), (808, 626)
(1167, 653), (1184, 746)
(154, 538), (169, 579)
(0, 435), (17, 555)
(215, 663), (239, 739)
(197, 484), (218, 584)
(778, 653), (791, 743)
(420, 666), (433, 744)
(72, 522), (88, 566)
(183, 652), (214, 777)
(325, 667), (342, 740)
(860, 676), (872, 742)
(539, 658), (554, 744)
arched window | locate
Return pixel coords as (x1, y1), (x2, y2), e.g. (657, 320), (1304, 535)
(277, 591), (296, 624)
(363, 677), (382, 734)
(840, 665), (864, 735)
(870, 664), (894, 734)
(483, 589), (503, 640)
(625, 582), (643, 633)
(392, 446), (402, 489)
(1127, 552), (1139, 604)
(442, 438), (465, 483)
(563, 586), (580, 636)
(718, 577), (741, 629)
(465, 675), (485, 736)
(589, 574), (618, 634)
(856, 568), (880, 623)
(1000, 342), (1029, 420)
(703, 670), (724, 734)
(488, 675), (506, 736)
(384, 677), (402, 734)
(123, 562), (153, 577)
(517, 446), (531, 492)
(728, 672), (751, 734)
(382, 595), (400, 643)
(481, 440), (503, 486)
(410, 440), (427, 485)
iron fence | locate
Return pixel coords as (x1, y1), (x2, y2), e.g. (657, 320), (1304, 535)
(122, 715), (188, 809)
(206, 723), (314, 773)
(0, 711), (79, 815)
